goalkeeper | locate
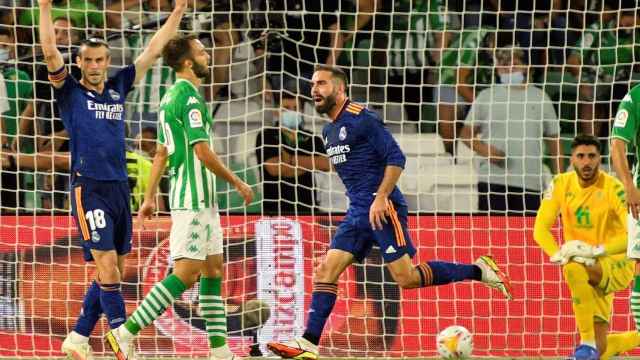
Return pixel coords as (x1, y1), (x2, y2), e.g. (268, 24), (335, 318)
(534, 134), (640, 360)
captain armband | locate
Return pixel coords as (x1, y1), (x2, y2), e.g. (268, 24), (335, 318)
(47, 66), (68, 82)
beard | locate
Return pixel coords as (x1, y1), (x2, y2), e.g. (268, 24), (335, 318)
(82, 71), (104, 86)
(192, 60), (209, 79)
(576, 165), (598, 182)
(314, 92), (337, 114)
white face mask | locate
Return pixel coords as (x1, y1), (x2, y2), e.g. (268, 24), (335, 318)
(499, 71), (525, 85)
(280, 110), (304, 130)
(0, 48), (10, 62)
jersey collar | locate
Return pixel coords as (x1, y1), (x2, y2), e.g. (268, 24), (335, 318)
(175, 78), (199, 93)
(332, 98), (350, 122)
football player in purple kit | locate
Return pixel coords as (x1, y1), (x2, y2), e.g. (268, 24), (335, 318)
(37, 0), (187, 358)
(267, 65), (513, 360)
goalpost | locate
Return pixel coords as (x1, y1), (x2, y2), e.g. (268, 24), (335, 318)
(0, 0), (638, 358)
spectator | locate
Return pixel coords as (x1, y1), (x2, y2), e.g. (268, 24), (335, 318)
(0, 62), (10, 211)
(105, 0), (173, 30)
(0, 25), (33, 211)
(567, 2), (640, 136)
(124, 0), (176, 136)
(437, 27), (495, 155)
(386, 0), (459, 123)
(460, 46), (561, 214)
(18, 0), (103, 31)
(252, 0), (340, 95)
(0, 26), (32, 151)
(255, 92), (330, 214)
(531, 0), (580, 74)
(135, 126), (157, 158)
(207, 2), (267, 102)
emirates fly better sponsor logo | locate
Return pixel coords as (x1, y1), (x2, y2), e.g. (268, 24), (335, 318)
(326, 144), (350, 165)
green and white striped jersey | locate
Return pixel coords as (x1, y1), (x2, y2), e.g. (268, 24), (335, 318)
(158, 79), (216, 210)
(127, 33), (176, 114)
(611, 84), (640, 188)
(389, 0), (457, 72)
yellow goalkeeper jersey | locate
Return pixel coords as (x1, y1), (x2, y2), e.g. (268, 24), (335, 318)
(534, 171), (628, 257)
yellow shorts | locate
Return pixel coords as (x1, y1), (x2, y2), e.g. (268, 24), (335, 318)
(592, 255), (635, 322)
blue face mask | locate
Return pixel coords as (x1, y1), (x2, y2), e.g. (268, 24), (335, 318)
(280, 111), (304, 130)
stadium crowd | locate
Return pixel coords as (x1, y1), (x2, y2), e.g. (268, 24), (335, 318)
(0, 0), (638, 214)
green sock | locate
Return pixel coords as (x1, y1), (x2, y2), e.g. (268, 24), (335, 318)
(632, 276), (640, 332)
(124, 274), (187, 335)
(200, 277), (227, 348)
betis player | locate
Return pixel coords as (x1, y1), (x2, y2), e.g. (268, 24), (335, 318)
(267, 65), (512, 360)
(534, 134), (640, 360)
(105, 34), (253, 360)
(611, 84), (640, 353)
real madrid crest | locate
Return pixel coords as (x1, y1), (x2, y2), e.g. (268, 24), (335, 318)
(339, 126), (347, 141)
(108, 89), (120, 101)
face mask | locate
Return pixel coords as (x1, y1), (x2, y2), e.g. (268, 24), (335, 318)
(280, 111), (304, 130)
(499, 71), (525, 85)
(0, 48), (10, 62)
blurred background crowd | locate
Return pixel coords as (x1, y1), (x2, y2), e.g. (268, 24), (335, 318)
(0, 0), (637, 215)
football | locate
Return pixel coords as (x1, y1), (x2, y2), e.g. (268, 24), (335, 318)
(436, 325), (473, 359)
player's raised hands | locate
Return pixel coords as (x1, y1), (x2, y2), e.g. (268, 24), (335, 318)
(173, 0), (187, 11)
(37, 0), (52, 6)
(369, 195), (389, 231)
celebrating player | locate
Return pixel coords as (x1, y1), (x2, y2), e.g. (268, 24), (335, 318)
(611, 83), (640, 354)
(38, 0), (187, 358)
(534, 134), (640, 360)
(105, 34), (254, 360)
(267, 65), (512, 360)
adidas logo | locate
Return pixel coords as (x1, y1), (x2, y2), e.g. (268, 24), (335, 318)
(187, 96), (199, 105)
(385, 246), (396, 254)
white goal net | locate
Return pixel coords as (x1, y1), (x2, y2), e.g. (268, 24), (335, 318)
(0, 0), (639, 358)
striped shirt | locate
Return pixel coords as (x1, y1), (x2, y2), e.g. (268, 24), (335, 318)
(127, 32), (176, 115)
(158, 79), (216, 210)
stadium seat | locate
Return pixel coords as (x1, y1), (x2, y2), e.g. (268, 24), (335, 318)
(395, 133), (448, 157)
(404, 164), (478, 213)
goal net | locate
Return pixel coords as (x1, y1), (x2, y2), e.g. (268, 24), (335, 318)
(0, 0), (639, 358)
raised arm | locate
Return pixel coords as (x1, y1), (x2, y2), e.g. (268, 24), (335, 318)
(133, 0), (187, 84)
(38, 0), (65, 88)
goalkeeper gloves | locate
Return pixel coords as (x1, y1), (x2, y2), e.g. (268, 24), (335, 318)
(561, 240), (605, 259)
(549, 240), (604, 266)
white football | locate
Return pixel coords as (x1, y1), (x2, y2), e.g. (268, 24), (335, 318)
(436, 325), (473, 359)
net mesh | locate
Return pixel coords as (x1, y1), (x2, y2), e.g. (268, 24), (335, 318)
(0, 0), (639, 357)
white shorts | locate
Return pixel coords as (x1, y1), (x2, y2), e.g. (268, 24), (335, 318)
(169, 207), (224, 260)
(627, 214), (640, 259)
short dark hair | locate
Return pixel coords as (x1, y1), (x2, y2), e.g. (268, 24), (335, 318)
(571, 134), (601, 153)
(0, 26), (14, 39)
(163, 34), (199, 72)
(314, 64), (349, 88)
(79, 37), (110, 57)
(141, 126), (157, 138)
(280, 91), (303, 109)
